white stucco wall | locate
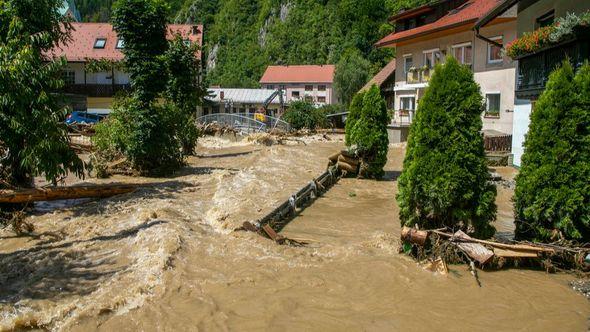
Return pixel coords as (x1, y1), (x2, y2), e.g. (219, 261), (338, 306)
(511, 99), (532, 167)
(263, 83), (337, 106)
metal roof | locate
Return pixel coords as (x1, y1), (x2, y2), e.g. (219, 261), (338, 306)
(206, 88), (285, 104)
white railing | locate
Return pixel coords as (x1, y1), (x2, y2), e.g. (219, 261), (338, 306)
(391, 110), (415, 127)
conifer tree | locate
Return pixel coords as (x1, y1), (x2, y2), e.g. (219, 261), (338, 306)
(344, 91), (365, 145)
(397, 57), (496, 238)
(514, 61), (590, 241)
(349, 85), (389, 179)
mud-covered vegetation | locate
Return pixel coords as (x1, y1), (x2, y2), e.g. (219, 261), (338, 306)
(514, 61), (590, 242)
(397, 58), (497, 239)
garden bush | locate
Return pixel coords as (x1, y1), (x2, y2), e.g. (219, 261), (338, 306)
(396, 57), (496, 238)
(348, 85), (389, 179)
(282, 101), (328, 130)
(344, 91), (365, 145)
(514, 61), (590, 241)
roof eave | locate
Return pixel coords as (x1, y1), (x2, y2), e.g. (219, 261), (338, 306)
(473, 0), (518, 29)
(376, 20), (477, 48)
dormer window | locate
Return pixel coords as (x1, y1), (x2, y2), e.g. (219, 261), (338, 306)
(116, 39), (124, 49)
(94, 38), (106, 49)
(183, 40), (191, 47)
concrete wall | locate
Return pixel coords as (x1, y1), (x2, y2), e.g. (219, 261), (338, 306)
(393, 20), (517, 135)
(517, 0), (590, 36)
(263, 83), (337, 106)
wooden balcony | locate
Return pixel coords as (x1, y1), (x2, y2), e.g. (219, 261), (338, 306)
(62, 84), (131, 98)
(515, 28), (590, 100)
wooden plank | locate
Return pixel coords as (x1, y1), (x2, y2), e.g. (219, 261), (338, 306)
(454, 231), (494, 264)
(493, 248), (539, 258)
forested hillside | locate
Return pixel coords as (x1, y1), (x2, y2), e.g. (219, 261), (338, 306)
(76, 0), (428, 90)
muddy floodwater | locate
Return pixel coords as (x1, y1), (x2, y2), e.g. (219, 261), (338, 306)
(1, 135), (589, 331)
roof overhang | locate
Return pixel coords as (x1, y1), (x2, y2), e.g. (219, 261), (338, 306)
(376, 20), (476, 48)
(473, 0), (518, 29)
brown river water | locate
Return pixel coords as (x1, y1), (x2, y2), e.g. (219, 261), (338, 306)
(1, 134), (588, 331)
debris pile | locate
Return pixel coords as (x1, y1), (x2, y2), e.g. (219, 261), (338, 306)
(328, 149), (360, 177)
(401, 226), (590, 276)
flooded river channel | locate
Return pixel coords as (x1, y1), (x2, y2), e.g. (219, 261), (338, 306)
(1, 135), (588, 331)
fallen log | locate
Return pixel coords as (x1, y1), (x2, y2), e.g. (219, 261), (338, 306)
(401, 227), (428, 246)
(338, 154), (359, 166)
(431, 230), (555, 253)
(337, 161), (357, 173)
(328, 151), (341, 163)
(0, 184), (138, 204)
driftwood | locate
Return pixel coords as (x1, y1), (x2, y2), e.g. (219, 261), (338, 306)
(0, 184), (138, 204)
(401, 227), (428, 246)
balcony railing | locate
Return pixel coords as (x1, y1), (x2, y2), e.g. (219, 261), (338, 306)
(406, 68), (431, 84)
(62, 84), (131, 98)
(516, 30), (590, 100)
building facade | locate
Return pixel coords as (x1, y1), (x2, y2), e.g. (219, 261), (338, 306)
(203, 88), (284, 116)
(47, 23), (203, 113)
(476, 0), (590, 166)
(376, 0), (518, 138)
(259, 65), (338, 106)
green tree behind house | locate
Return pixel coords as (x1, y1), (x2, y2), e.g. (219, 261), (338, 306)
(396, 57), (496, 238)
(514, 61), (590, 241)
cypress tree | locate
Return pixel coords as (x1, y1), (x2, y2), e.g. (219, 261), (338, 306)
(345, 91), (365, 145)
(349, 85), (389, 179)
(397, 57), (496, 238)
(514, 61), (590, 241)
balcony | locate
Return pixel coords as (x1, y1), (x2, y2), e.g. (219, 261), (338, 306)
(62, 84), (131, 98)
(390, 109), (415, 127)
(515, 30), (590, 100)
(406, 68), (431, 84)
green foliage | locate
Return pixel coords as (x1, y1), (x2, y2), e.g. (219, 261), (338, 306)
(282, 101), (327, 130)
(77, 0), (182, 21)
(112, 0), (169, 104)
(85, 58), (125, 73)
(396, 57), (496, 238)
(348, 85), (389, 179)
(0, 0), (83, 188)
(164, 35), (207, 154)
(345, 91), (365, 145)
(334, 48), (372, 105)
(514, 61), (590, 241)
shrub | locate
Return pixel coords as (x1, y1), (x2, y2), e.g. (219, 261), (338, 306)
(348, 85), (389, 179)
(396, 57), (496, 238)
(345, 91), (365, 145)
(282, 101), (328, 130)
(514, 61), (590, 241)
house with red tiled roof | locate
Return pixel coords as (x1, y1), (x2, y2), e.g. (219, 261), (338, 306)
(376, 0), (517, 140)
(47, 22), (203, 113)
(259, 65), (338, 105)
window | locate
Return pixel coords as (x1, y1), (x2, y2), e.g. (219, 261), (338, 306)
(94, 38), (106, 49)
(305, 85), (314, 91)
(487, 36), (503, 64)
(318, 85), (326, 91)
(400, 97), (415, 111)
(183, 40), (191, 47)
(536, 10), (555, 29)
(116, 39), (124, 49)
(292, 91), (300, 98)
(279, 84), (286, 90)
(423, 49), (442, 68)
(403, 54), (413, 74)
(267, 85), (274, 90)
(62, 70), (75, 85)
(305, 96), (313, 102)
(317, 96), (326, 103)
(485, 93), (501, 116)
(452, 43), (472, 66)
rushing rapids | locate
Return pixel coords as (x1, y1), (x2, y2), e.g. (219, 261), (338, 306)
(1, 135), (588, 331)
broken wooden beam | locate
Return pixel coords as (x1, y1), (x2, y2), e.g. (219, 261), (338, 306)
(401, 227), (428, 246)
(0, 184), (138, 204)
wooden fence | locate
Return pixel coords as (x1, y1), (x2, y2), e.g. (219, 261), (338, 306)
(484, 134), (512, 152)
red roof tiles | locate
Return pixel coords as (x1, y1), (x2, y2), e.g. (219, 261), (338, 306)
(47, 22), (203, 62)
(260, 65), (336, 84)
(376, 0), (504, 47)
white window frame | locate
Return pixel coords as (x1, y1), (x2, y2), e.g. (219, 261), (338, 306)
(423, 48), (441, 68)
(452, 42), (472, 66)
(485, 92), (501, 116)
(116, 39), (124, 49)
(62, 70), (76, 85)
(487, 36), (503, 64)
(399, 96), (416, 111)
(403, 54), (413, 74)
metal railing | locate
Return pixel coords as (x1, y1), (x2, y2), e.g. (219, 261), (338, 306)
(197, 113), (291, 133)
